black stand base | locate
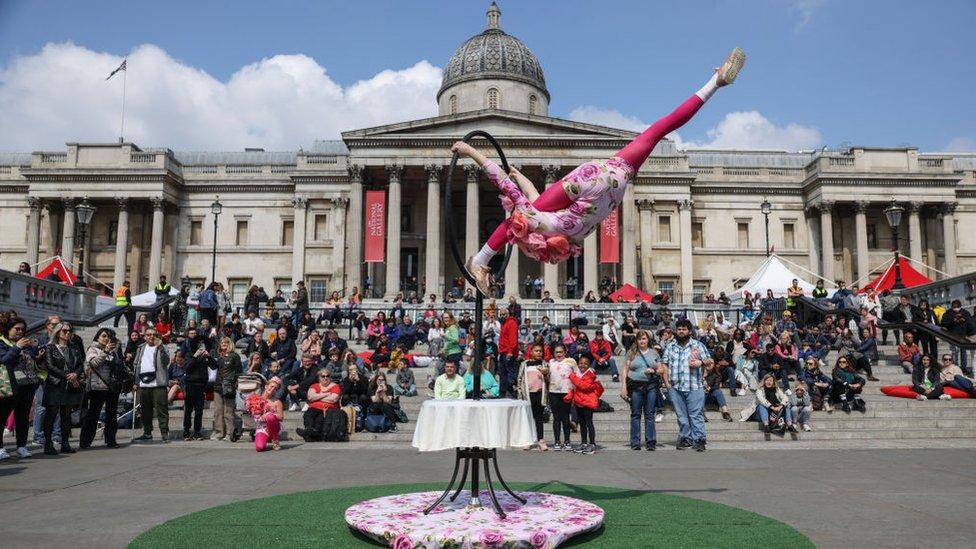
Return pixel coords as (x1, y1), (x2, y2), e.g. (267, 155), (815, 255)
(423, 447), (527, 519)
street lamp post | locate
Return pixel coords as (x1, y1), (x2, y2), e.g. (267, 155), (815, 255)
(210, 196), (222, 285)
(73, 198), (96, 287)
(884, 199), (905, 290)
(760, 198), (772, 257)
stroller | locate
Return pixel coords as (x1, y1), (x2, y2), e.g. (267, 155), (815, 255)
(236, 372), (267, 441)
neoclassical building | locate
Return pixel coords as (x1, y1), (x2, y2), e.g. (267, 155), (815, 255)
(1, 2), (975, 303)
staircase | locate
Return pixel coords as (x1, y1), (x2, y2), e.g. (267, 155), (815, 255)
(148, 330), (976, 451)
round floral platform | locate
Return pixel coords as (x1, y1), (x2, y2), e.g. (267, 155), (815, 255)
(345, 490), (604, 548)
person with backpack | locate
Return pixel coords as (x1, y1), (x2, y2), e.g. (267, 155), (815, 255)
(296, 370), (341, 441)
(568, 355), (604, 455)
(364, 374), (399, 432)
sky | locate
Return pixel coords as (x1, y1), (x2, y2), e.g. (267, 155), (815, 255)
(0, 0), (974, 153)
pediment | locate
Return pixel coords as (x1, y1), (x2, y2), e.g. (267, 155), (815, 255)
(341, 109), (637, 141)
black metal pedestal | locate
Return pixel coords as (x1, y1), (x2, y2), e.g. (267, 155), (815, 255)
(423, 447), (526, 519)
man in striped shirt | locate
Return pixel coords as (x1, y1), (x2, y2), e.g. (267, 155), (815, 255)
(661, 318), (711, 451)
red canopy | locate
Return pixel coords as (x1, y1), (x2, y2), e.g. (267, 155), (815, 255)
(35, 257), (75, 285)
(609, 283), (653, 303)
(859, 257), (931, 294)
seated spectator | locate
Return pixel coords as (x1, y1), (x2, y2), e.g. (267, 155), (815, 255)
(831, 355), (866, 413)
(912, 354), (947, 401)
(588, 332), (619, 381)
(246, 330), (270, 364)
(341, 349), (367, 380)
(340, 362), (370, 409)
(434, 359), (466, 400)
(774, 332), (800, 378)
(285, 355), (321, 412)
(245, 351), (264, 374)
(857, 327), (879, 381)
(398, 317), (419, 349)
(757, 343), (788, 390)
(365, 318), (383, 349)
(937, 354), (976, 398)
(300, 330), (323, 362)
(322, 347), (343, 380)
(242, 311), (265, 338)
(463, 367), (500, 398)
(382, 317), (400, 345)
(754, 374), (797, 434)
(295, 370), (341, 442)
(270, 327), (298, 376)
(940, 300), (975, 376)
(811, 279), (829, 301)
(166, 349), (187, 403)
(789, 382), (813, 431)
(155, 312), (173, 343)
(352, 312), (368, 344)
(898, 332), (922, 374)
(133, 313), (150, 335)
(799, 357), (833, 412)
(367, 374), (399, 429)
(392, 358), (417, 397)
(246, 377), (283, 451)
(702, 360), (733, 421)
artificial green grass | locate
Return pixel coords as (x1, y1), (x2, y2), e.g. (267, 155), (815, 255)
(129, 482), (813, 548)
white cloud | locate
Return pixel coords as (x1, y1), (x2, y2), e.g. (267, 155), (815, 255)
(0, 42), (442, 151)
(566, 106), (821, 152)
(945, 137), (976, 152)
(783, 0), (825, 30)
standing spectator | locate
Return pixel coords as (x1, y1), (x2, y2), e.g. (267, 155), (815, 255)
(569, 355), (604, 455)
(517, 317), (535, 352)
(293, 281), (310, 328)
(533, 276), (544, 299)
(32, 315), (61, 447)
(113, 280), (135, 333)
(497, 308), (519, 398)
(182, 338), (214, 440)
(442, 313), (463, 365)
(41, 322), (84, 455)
(523, 275), (533, 299)
(216, 282), (232, 329)
(212, 337), (241, 441)
(915, 299), (937, 357)
(547, 343), (578, 451)
(940, 300), (975, 376)
(0, 316), (41, 459)
(17, 262), (31, 275)
(186, 283), (202, 325)
(517, 343), (549, 452)
(540, 290), (555, 304)
(507, 295), (523, 324)
(134, 328), (171, 442)
(565, 276), (577, 299)
(661, 318), (710, 452)
(80, 328), (125, 449)
(198, 283), (219, 327)
(622, 331), (663, 451)
(153, 275), (172, 302)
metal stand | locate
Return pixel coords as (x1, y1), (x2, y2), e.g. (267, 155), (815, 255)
(423, 131), (523, 518)
(423, 447), (527, 519)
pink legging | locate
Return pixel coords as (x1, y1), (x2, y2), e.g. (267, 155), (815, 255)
(485, 94), (705, 251)
(254, 412), (281, 452)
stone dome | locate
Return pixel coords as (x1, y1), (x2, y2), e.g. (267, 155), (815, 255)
(437, 2), (549, 103)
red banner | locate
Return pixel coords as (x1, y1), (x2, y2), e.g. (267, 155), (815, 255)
(599, 207), (620, 264)
(364, 190), (386, 262)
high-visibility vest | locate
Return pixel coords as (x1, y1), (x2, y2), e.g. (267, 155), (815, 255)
(116, 287), (130, 306)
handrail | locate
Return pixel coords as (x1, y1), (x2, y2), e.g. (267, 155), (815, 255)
(25, 295), (177, 336)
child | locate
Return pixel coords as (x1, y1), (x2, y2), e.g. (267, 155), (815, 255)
(517, 343), (549, 451)
(393, 359), (417, 397)
(457, 47), (746, 294)
(568, 355), (604, 455)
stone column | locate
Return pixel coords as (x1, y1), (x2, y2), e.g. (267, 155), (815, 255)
(504, 248), (520, 299)
(583, 230), (598, 299)
(464, 165), (481, 291)
(425, 164), (442, 297)
(384, 165), (403, 299)
(621, 184), (637, 286)
(61, 198), (77, 267)
(147, 197), (165, 285)
(853, 201), (870, 282)
(805, 206), (821, 276)
(925, 207), (939, 279)
(25, 197), (41, 268)
(113, 198), (130, 289)
(292, 197), (308, 285)
(637, 199), (654, 290)
(542, 165), (560, 297)
(942, 202), (958, 276)
(819, 201), (835, 283)
(45, 203), (61, 260)
(331, 197), (348, 285)
(678, 199), (694, 301)
(345, 165), (364, 292)
(908, 201), (923, 262)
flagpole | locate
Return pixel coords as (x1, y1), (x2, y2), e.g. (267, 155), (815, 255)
(119, 66), (127, 143)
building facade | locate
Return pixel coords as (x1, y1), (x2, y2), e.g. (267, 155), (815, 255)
(2, 3), (975, 303)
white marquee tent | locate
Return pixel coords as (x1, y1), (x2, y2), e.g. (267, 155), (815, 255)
(729, 254), (834, 301)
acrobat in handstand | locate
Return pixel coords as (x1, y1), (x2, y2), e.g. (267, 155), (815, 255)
(455, 47), (746, 295)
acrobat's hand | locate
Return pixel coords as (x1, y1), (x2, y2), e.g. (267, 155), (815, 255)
(451, 141), (475, 158)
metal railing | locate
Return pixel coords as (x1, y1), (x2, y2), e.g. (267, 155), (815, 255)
(0, 269), (98, 328)
(896, 270), (976, 309)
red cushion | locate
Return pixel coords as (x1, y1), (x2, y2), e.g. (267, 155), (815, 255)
(880, 385), (972, 399)
(358, 351), (417, 366)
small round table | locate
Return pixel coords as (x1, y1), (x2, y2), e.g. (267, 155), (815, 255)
(412, 399), (535, 518)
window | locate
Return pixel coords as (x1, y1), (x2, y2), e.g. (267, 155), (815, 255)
(693, 281), (709, 303)
(487, 88), (499, 109)
(783, 222), (796, 249)
(733, 278), (747, 289)
(692, 222), (704, 248)
(528, 94), (537, 115)
(449, 94), (458, 115)
(737, 222), (749, 248)
(235, 220), (248, 246)
(867, 223), (878, 249)
(658, 215), (672, 242)
(282, 219), (294, 246)
(309, 278), (328, 302)
(274, 278), (292, 295)
(189, 220), (203, 246)
(657, 281), (675, 300)
(314, 214), (328, 241)
(229, 281), (249, 304)
(401, 207), (413, 233)
(108, 220), (118, 246)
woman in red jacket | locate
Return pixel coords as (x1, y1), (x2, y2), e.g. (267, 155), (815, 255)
(568, 355), (604, 455)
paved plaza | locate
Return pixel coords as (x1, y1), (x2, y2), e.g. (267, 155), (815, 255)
(1, 444), (973, 548)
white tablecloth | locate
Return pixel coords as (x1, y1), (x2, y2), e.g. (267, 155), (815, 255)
(411, 399), (535, 452)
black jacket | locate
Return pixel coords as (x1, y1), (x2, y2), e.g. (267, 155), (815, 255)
(184, 352), (215, 386)
(44, 343), (85, 406)
(270, 338), (297, 363)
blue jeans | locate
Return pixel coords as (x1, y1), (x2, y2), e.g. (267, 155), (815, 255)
(758, 404), (793, 424)
(705, 387), (727, 408)
(595, 358), (619, 377)
(724, 368), (737, 393)
(33, 384), (61, 444)
(669, 388), (706, 443)
(628, 383), (658, 446)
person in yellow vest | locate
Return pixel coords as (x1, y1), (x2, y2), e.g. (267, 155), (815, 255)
(154, 275), (172, 302)
(113, 281), (135, 334)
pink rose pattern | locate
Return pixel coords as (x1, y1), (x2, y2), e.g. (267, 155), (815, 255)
(345, 490), (604, 548)
(482, 157), (635, 264)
